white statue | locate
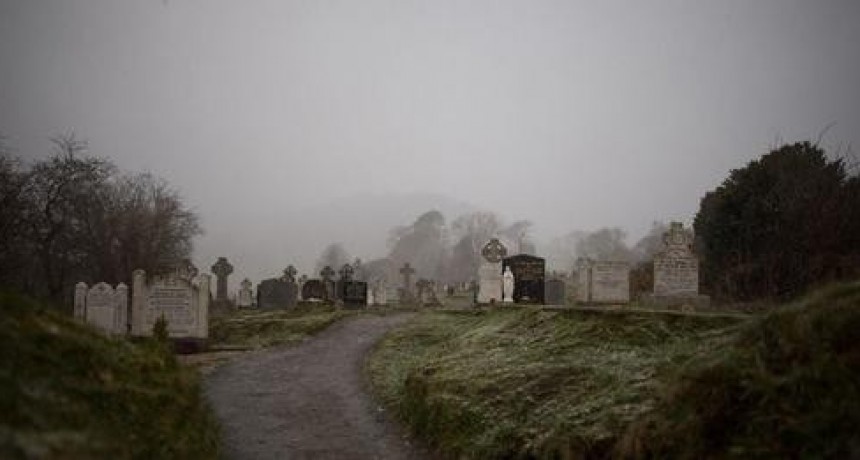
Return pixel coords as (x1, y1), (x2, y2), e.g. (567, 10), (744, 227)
(502, 267), (514, 303)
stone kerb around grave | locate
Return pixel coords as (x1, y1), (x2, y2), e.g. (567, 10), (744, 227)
(74, 281), (129, 334)
(130, 269), (210, 339)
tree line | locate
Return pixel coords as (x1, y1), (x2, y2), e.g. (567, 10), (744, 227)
(0, 135), (201, 306)
(314, 141), (859, 304)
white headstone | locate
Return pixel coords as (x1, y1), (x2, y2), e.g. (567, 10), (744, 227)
(131, 266), (210, 339)
(502, 267), (514, 303)
(477, 238), (507, 303)
(74, 281), (128, 334)
(590, 261), (630, 303)
(237, 278), (253, 308)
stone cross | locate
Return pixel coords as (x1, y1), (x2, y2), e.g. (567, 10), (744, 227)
(481, 238), (508, 263)
(211, 257), (234, 301)
(339, 263), (354, 281)
(321, 265), (335, 281)
(399, 263), (416, 293)
(283, 265), (298, 283)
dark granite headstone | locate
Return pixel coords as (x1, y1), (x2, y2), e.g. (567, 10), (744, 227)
(545, 279), (566, 305)
(257, 278), (297, 309)
(341, 281), (368, 307)
(301, 279), (327, 302)
(502, 254), (546, 304)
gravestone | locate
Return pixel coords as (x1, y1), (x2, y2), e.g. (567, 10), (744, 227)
(297, 274), (308, 300)
(302, 279), (327, 302)
(399, 263), (416, 303)
(654, 222), (698, 296)
(477, 238), (507, 303)
(321, 266), (336, 301)
(373, 280), (388, 305)
(211, 257), (234, 302)
(545, 279), (566, 305)
(75, 281), (128, 334)
(237, 278), (253, 308)
(257, 277), (298, 309)
(502, 254), (545, 304)
(341, 281), (368, 307)
(575, 258), (593, 302)
(502, 267), (514, 303)
(645, 222), (710, 308)
(591, 261), (630, 303)
(131, 263), (209, 339)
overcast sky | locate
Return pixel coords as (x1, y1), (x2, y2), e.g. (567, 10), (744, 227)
(2, 1), (858, 284)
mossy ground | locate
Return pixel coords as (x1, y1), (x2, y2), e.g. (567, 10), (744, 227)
(369, 284), (860, 459)
(0, 291), (220, 459)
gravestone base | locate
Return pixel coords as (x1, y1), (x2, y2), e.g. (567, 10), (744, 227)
(640, 293), (711, 310)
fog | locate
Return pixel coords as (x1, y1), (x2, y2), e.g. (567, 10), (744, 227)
(2, 1), (859, 289)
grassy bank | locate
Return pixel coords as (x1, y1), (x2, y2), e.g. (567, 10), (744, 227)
(0, 291), (220, 459)
(368, 307), (742, 458)
(369, 284), (860, 459)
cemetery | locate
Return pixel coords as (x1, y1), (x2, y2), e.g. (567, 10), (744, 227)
(4, 1), (859, 457)
(6, 208), (858, 459)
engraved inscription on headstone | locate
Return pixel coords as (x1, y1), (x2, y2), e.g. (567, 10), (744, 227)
(131, 265), (210, 339)
(653, 222), (699, 296)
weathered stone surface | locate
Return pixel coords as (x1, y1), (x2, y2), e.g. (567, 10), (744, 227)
(131, 266), (209, 339)
(211, 257), (234, 302)
(653, 222), (699, 296)
(237, 278), (253, 308)
(590, 261), (630, 303)
(545, 279), (566, 305)
(257, 278), (298, 309)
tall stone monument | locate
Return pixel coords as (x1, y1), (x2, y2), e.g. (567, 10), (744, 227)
(477, 238), (507, 303)
(211, 257), (234, 302)
(645, 222), (709, 309)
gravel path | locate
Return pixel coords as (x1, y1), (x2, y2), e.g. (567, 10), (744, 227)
(205, 314), (431, 460)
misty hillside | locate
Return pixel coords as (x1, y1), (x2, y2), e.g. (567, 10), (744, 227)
(195, 192), (477, 286)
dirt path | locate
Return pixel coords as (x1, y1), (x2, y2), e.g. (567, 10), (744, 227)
(205, 314), (431, 460)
